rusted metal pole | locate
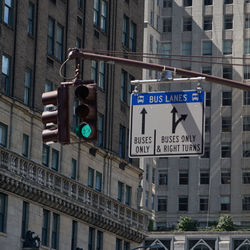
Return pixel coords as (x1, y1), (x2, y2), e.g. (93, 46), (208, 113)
(68, 49), (250, 91)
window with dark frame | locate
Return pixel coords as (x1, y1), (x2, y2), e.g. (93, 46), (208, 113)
(202, 41), (212, 55)
(243, 142), (250, 157)
(200, 196), (209, 211)
(204, 16), (212, 30)
(179, 196), (188, 211)
(163, 18), (172, 32)
(118, 181), (124, 202)
(201, 143), (210, 158)
(51, 149), (59, 171)
(158, 197), (167, 211)
(183, 0), (192, 7)
(95, 171), (102, 192)
(4, 0), (14, 27)
(22, 134), (29, 157)
(88, 227), (95, 250)
(119, 125), (126, 158)
(21, 201), (29, 239)
(28, 2), (35, 35)
(24, 68), (32, 106)
(42, 209), (50, 246)
(221, 196), (230, 211)
(97, 113), (104, 148)
(204, 0), (213, 5)
(244, 39), (250, 54)
(222, 91), (232, 106)
(96, 230), (103, 250)
(242, 171), (250, 184)
(221, 143), (231, 158)
(88, 167), (94, 188)
(221, 171), (231, 184)
(242, 196), (250, 210)
(244, 65), (250, 79)
(222, 117), (232, 132)
(1, 54), (11, 96)
(183, 17), (192, 31)
(223, 66), (232, 79)
(0, 193), (7, 233)
(0, 122), (8, 147)
(200, 171), (210, 184)
(224, 15), (233, 29)
(51, 213), (59, 249)
(71, 158), (77, 180)
(179, 170), (189, 185)
(71, 221), (77, 250)
(42, 144), (50, 167)
(244, 91), (250, 105)
(158, 172), (168, 185)
(245, 14), (250, 29)
(122, 15), (129, 48)
(223, 40), (232, 55)
(125, 185), (131, 206)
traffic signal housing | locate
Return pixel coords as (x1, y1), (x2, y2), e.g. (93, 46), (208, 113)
(42, 85), (70, 144)
(74, 81), (97, 141)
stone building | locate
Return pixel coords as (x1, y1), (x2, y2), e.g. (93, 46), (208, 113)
(142, 0), (250, 230)
(0, 0), (147, 249)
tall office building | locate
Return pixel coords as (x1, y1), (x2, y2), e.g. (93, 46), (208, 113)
(0, 0), (147, 249)
(143, 0), (250, 230)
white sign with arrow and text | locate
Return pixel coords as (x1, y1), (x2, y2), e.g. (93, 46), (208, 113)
(129, 90), (205, 158)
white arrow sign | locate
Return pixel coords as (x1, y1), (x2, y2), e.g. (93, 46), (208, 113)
(129, 90), (205, 158)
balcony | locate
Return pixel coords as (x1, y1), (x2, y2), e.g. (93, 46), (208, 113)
(0, 146), (147, 243)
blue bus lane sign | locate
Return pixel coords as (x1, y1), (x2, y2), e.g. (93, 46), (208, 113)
(129, 90), (205, 158)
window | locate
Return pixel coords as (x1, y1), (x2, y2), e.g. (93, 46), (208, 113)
(182, 42), (192, 56)
(100, 1), (107, 32)
(51, 213), (59, 249)
(124, 241), (130, 250)
(71, 159), (77, 180)
(119, 125), (126, 158)
(221, 196), (230, 211)
(204, 0), (213, 5)
(125, 185), (131, 206)
(95, 171), (102, 192)
(221, 171), (231, 184)
(221, 143), (231, 158)
(158, 197), (167, 211)
(179, 170), (188, 185)
(42, 144), (50, 166)
(145, 191), (149, 208)
(158, 172), (168, 185)
(205, 117), (210, 132)
(152, 168), (155, 184)
(42, 209), (50, 246)
(200, 196), (208, 211)
(96, 230), (103, 250)
(24, 68), (32, 105)
(163, 0), (172, 7)
(202, 66), (212, 75)
(161, 43), (171, 57)
(224, 15), (233, 29)
(48, 17), (64, 62)
(94, 0), (100, 27)
(0, 122), (8, 147)
(149, 35), (153, 52)
(118, 181), (124, 202)
(88, 227), (95, 250)
(88, 167), (94, 188)
(243, 116), (250, 131)
(202, 41), (212, 55)
(22, 134), (29, 157)
(122, 15), (129, 48)
(244, 65), (250, 80)
(116, 238), (122, 250)
(146, 165), (149, 181)
(201, 143), (210, 158)
(244, 40), (250, 54)
(200, 171), (210, 184)
(179, 196), (188, 211)
(222, 117), (231, 132)
(28, 2), (34, 35)
(242, 196), (250, 210)
(120, 70), (128, 103)
(204, 16), (212, 30)
(183, 17), (192, 31)
(71, 221), (77, 250)
(1, 54), (11, 95)
(97, 113), (104, 147)
(76, 37), (81, 48)
(48, 17), (55, 56)
(163, 18), (172, 32)
(183, 0), (192, 7)
(21, 201), (29, 239)
(222, 91), (232, 106)
(0, 193), (7, 233)
(98, 61), (106, 90)
(4, 0), (13, 26)
(51, 149), (59, 171)
(223, 40), (232, 55)
(223, 66), (232, 79)
(150, 11), (154, 26)
(243, 171), (250, 184)
(244, 91), (250, 105)
(78, 0), (83, 8)
(152, 194), (155, 210)
(245, 14), (250, 29)
(224, 0), (233, 3)
(243, 142), (250, 157)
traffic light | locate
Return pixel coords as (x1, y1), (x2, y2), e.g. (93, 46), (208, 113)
(42, 85), (70, 144)
(74, 81), (97, 141)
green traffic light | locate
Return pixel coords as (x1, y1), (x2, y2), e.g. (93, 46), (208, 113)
(76, 123), (92, 138)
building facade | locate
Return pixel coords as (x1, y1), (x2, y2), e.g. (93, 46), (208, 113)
(0, 0), (147, 249)
(142, 0), (250, 230)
